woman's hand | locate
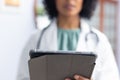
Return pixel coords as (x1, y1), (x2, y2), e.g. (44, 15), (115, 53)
(65, 74), (90, 80)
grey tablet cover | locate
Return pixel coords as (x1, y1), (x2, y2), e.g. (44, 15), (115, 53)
(28, 51), (96, 80)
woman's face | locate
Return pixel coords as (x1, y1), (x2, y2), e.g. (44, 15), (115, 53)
(56, 0), (83, 17)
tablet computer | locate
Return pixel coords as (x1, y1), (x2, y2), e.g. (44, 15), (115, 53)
(29, 50), (97, 80)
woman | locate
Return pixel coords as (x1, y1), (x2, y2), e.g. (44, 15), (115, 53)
(17, 0), (120, 80)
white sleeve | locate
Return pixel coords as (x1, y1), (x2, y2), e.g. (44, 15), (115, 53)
(16, 31), (41, 80)
(93, 35), (120, 80)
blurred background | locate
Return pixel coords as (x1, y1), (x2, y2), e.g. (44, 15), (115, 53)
(0, 0), (120, 80)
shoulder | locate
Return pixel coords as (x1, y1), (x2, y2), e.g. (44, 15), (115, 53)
(92, 27), (109, 43)
(25, 29), (42, 49)
(30, 29), (42, 40)
(91, 27), (112, 53)
(91, 27), (113, 56)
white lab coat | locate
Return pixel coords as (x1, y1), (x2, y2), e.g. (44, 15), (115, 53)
(17, 19), (120, 80)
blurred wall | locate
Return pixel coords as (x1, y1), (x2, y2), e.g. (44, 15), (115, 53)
(117, 0), (120, 72)
(0, 0), (36, 80)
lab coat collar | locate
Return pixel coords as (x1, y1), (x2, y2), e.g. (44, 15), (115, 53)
(44, 18), (91, 51)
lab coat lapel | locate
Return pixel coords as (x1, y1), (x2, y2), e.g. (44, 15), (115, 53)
(44, 19), (58, 51)
(76, 19), (90, 52)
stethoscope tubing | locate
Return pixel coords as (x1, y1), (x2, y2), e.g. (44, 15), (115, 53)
(36, 25), (99, 50)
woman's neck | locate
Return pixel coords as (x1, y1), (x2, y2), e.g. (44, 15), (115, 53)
(57, 15), (80, 29)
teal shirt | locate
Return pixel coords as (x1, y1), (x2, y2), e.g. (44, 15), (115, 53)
(57, 28), (80, 51)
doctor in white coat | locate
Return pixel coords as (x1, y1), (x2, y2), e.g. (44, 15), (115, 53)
(17, 0), (120, 80)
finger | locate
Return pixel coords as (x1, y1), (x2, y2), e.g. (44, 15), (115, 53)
(74, 74), (80, 80)
(79, 76), (89, 80)
(74, 75), (89, 80)
(65, 77), (72, 80)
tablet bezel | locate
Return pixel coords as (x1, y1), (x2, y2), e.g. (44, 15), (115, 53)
(29, 50), (97, 59)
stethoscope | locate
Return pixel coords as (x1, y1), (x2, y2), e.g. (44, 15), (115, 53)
(36, 23), (99, 50)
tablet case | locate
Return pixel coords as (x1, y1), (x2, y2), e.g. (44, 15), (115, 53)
(28, 51), (96, 80)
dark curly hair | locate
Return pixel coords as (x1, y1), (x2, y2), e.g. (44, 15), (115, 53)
(43, 0), (98, 19)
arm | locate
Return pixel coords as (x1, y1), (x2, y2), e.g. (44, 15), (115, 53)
(16, 31), (41, 80)
(93, 34), (120, 80)
(100, 39), (119, 80)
